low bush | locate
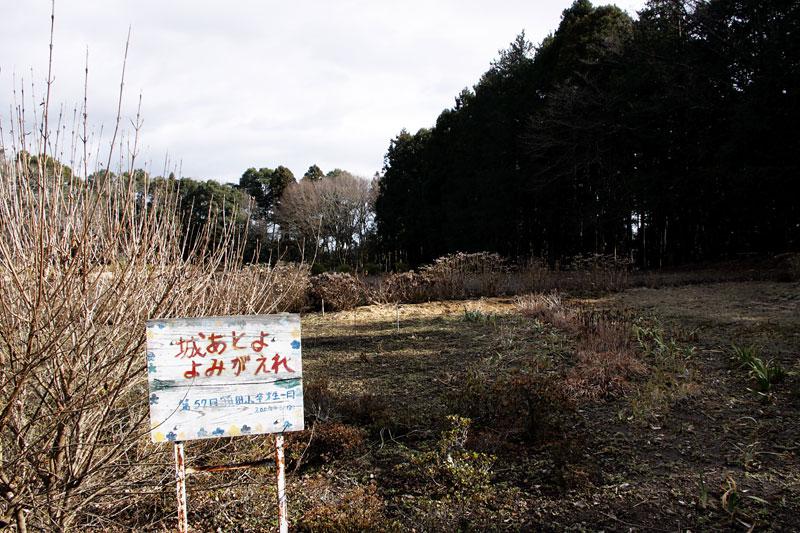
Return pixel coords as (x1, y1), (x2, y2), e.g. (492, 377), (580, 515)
(518, 294), (649, 400)
(514, 258), (558, 293)
(288, 421), (367, 468)
(213, 262), (310, 313)
(420, 251), (508, 299)
(462, 308), (498, 325)
(297, 483), (388, 532)
(634, 320), (695, 371)
(309, 272), (367, 311)
(303, 377), (337, 422)
(571, 254), (632, 293)
(447, 368), (573, 443)
(338, 392), (394, 430)
(303, 378), (395, 431)
(568, 311), (648, 400)
(399, 416), (495, 496)
(565, 348), (648, 400)
(372, 271), (436, 304)
(515, 292), (565, 322)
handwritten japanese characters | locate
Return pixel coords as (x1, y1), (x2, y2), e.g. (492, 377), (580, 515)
(145, 314), (303, 443)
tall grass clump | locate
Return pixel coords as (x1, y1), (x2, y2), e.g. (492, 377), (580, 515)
(0, 14), (307, 531)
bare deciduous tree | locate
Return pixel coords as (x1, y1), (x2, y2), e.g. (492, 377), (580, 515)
(276, 172), (376, 267)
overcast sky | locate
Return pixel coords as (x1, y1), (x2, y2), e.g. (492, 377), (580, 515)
(1, 0), (647, 182)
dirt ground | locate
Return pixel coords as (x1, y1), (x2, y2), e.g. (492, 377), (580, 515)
(585, 282), (800, 531)
(183, 281), (799, 531)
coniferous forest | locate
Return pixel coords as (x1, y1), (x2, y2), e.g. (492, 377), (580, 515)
(375, 0), (799, 268)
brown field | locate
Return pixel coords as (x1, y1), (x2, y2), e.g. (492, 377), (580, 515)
(161, 281), (800, 531)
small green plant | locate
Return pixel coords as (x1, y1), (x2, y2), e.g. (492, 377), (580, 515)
(624, 319), (698, 422)
(731, 344), (759, 366)
(731, 344), (785, 392)
(748, 356), (785, 392)
(634, 322), (694, 365)
(462, 308), (497, 325)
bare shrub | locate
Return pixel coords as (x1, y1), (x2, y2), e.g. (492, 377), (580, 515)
(569, 312), (649, 400)
(394, 416), (495, 501)
(517, 295), (648, 400)
(513, 254), (633, 295)
(301, 377), (393, 431)
(515, 258), (558, 293)
(309, 272), (367, 311)
(576, 310), (636, 353)
(515, 292), (580, 333)
(515, 292), (564, 320)
(270, 262), (312, 311)
(0, 21), (307, 530)
(303, 377), (337, 422)
(420, 252), (507, 299)
(196, 261), (311, 315)
(566, 253), (632, 293)
(565, 349), (648, 400)
(371, 271), (435, 304)
(287, 421), (366, 468)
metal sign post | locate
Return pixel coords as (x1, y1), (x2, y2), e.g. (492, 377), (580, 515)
(275, 434), (288, 533)
(174, 442), (188, 533)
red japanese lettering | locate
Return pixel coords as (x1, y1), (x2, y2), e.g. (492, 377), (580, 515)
(231, 355), (249, 376)
(251, 331), (270, 352)
(205, 333), (227, 355)
(231, 331), (246, 349)
(271, 353), (294, 373)
(205, 358), (225, 377)
(173, 337), (206, 359)
(183, 360), (202, 379)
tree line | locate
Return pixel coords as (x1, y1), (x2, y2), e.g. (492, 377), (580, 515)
(375, 0), (799, 268)
(4, 150), (378, 270)
(11, 0), (796, 273)
(133, 165), (377, 269)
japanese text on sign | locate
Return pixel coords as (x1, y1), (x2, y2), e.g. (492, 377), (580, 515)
(145, 314), (304, 443)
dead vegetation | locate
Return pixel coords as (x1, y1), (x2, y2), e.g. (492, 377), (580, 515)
(60, 281), (793, 531)
(259, 283), (796, 531)
(0, 17), (308, 531)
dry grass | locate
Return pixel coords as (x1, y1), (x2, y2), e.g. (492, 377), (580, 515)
(516, 293), (648, 400)
(296, 482), (388, 531)
(69, 285), (795, 531)
(565, 349), (648, 400)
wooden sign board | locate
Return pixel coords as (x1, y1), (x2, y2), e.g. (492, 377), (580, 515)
(145, 314), (304, 443)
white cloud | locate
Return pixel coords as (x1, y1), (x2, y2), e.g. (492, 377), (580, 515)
(0, 0), (647, 182)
